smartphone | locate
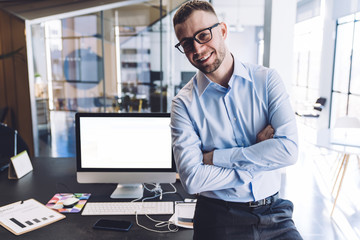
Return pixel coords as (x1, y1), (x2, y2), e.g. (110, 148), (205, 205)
(93, 219), (132, 232)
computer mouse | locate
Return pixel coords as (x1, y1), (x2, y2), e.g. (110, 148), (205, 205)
(51, 204), (64, 210)
(63, 197), (79, 208)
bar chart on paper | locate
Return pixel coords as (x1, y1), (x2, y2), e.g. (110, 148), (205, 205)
(0, 199), (65, 235)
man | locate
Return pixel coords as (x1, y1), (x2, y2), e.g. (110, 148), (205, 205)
(170, 1), (302, 239)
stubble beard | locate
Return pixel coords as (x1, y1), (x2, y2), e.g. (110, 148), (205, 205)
(195, 44), (226, 74)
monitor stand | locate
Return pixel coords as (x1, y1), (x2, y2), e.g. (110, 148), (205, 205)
(110, 184), (144, 199)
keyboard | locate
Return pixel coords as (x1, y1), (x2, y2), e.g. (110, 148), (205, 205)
(81, 201), (174, 215)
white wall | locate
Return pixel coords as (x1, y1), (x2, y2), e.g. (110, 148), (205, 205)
(317, 0), (336, 129)
(264, 0), (297, 94)
(332, 0), (360, 19)
(213, 0), (265, 26)
(227, 26), (258, 64)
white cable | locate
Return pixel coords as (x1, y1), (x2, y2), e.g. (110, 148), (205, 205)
(160, 183), (177, 196)
(131, 183), (177, 202)
(132, 183), (179, 233)
(135, 211), (179, 233)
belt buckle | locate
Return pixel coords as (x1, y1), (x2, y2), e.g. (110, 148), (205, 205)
(248, 193), (278, 208)
(249, 199), (265, 208)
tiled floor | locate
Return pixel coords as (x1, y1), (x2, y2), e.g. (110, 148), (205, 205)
(38, 112), (360, 239)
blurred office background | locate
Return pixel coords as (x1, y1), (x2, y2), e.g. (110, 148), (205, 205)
(1, 0), (360, 239)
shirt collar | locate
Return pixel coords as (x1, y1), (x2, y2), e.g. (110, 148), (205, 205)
(196, 57), (253, 96)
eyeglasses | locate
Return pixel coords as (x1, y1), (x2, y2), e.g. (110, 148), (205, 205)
(175, 23), (220, 54)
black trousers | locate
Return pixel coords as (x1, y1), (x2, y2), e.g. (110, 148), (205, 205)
(193, 196), (303, 240)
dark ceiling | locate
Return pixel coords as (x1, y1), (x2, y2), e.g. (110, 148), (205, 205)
(0, 0), (130, 20)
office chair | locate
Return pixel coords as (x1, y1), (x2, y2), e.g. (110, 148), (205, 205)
(0, 123), (30, 171)
(295, 97), (326, 118)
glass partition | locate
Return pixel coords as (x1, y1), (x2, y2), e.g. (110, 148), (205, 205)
(29, 0), (264, 157)
(30, 0), (185, 156)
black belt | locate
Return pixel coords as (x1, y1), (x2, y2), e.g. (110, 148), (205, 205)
(199, 192), (279, 208)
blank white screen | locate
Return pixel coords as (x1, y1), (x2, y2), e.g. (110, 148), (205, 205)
(80, 117), (172, 169)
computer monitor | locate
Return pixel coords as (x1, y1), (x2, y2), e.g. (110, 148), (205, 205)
(75, 112), (176, 199)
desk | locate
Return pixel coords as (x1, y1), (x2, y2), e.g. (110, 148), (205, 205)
(316, 128), (360, 216)
(0, 158), (193, 240)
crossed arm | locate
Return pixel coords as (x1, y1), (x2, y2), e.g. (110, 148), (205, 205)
(203, 125), (275, 165)
(171, 70), (298, 194)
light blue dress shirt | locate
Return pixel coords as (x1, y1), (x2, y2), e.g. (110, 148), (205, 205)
(170, 57), (298, 202)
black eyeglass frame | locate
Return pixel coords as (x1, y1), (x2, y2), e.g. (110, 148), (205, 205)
(175, 22), (220, 54)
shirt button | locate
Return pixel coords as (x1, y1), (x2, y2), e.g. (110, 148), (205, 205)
(233, 117), (237, 121)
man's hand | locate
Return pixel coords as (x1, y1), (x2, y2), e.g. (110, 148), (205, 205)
(202, 125), (274, 165)
(256, 125), (274, 143)
(203, 151), (214, 165)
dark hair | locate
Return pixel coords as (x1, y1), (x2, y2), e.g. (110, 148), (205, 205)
(173, 0), (217, 26)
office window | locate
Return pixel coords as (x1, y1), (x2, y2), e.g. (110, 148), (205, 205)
(330, 13), (360, 127)
(332, 21), (353, 93)
(292, 16), (323, 127)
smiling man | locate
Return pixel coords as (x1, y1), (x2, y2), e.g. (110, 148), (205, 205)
(170, 1), (302, 239)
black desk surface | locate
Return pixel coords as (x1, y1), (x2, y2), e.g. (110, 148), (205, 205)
(0, 157), (193, 240)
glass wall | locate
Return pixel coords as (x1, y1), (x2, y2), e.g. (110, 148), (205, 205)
(330, 13), (360, 127)
(29, 0), (264, 157)
(30, 0), (183, 156)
